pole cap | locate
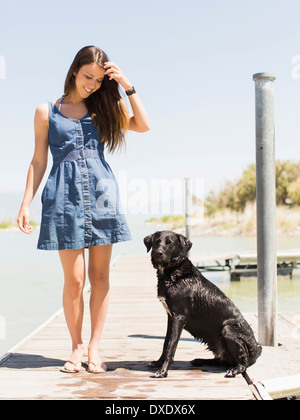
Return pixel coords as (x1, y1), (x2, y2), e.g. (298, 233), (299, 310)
(253, 72), (276, 81)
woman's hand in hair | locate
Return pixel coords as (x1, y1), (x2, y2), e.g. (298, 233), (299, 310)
(104, 61), (150, 133)
(104, 62), (133, 91)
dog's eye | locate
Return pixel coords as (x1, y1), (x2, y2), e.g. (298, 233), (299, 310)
(165, 238), (171, 245)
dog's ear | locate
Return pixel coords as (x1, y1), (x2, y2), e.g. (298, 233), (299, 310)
(144, 234), (154, 253)
(177, 234), (192, 255)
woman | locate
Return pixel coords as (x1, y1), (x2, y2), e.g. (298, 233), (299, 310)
(17, 46), (150, 373)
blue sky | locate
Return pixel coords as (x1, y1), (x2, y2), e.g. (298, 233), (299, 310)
(1, 0), (300, 212)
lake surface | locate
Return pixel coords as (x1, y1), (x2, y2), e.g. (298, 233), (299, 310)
(0, 219), (299, 358)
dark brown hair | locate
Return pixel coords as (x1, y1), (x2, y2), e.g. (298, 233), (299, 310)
(64, 46), (129, 153)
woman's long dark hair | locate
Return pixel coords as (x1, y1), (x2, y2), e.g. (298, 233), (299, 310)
(64, 46), (129, 153)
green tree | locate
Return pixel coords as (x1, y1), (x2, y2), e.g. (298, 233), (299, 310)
(288, 178), (300, 205)
(236, 164), (256, 211)
(205, 160), (300, 215)
(276, 161), (300, 205)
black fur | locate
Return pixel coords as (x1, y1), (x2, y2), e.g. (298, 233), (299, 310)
(144, 230), (262, 379)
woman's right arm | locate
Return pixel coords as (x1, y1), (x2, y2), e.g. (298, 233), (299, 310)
(17, 103), (49, 234)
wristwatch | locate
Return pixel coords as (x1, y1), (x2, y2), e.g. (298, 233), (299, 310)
(125, 86), (136, 96)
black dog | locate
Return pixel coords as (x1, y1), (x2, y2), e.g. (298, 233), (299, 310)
(144, 230), (262, 379)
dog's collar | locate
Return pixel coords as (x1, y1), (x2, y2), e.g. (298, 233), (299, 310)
(156, 257), (187, 286)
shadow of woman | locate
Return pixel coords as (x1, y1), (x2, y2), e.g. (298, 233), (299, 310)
(0, 353), (65, 369)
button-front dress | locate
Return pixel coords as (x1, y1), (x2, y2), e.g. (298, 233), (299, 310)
(37, 100), (132, 250)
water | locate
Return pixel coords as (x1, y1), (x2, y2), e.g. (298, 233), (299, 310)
(0, 220), (300, 358)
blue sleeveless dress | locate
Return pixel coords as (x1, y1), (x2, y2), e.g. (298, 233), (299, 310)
(37, 101), (132, 250)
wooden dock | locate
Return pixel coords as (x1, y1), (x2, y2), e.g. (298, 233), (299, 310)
(0, 255), (299, 400)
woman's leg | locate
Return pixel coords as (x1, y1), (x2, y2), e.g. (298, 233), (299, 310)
(87, 244), (112, 372)
(59, 248), (86, 370)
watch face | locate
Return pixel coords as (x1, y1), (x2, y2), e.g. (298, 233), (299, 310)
(126, 87), (136, 96)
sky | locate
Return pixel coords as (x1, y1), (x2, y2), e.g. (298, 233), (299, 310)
(1, 0), (300, 216)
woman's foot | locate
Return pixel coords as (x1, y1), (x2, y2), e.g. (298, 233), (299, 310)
(61, 345), (85, 373)
(87, 346), (107, 374)
(87, 361), (107, 374)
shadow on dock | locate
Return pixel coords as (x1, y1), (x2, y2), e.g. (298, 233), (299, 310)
(2, 353), (65, 369)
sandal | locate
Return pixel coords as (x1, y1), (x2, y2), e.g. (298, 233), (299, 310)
(60, 360), (82, 373)
(86, 361), (107, 374)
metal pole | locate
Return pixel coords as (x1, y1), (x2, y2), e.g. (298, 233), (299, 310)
(185, 178), (192, 242)
(253, 72), (277, 347)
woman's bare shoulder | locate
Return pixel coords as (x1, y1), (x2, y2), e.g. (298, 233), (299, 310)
(35, 102), (50, 122)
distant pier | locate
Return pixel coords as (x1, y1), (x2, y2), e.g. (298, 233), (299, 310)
(193, 251), (300, 281)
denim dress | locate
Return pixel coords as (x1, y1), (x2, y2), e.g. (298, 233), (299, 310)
(37, 102), (132, 250)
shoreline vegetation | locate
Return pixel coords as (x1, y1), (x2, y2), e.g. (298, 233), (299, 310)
(146, 202), (300, 237)
(0, 221), (38, 230)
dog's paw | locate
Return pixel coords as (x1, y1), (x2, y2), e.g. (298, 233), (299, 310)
(150, 370), (168, 379)
(225, 369), (237, 378)
(225, 365), (246, 378)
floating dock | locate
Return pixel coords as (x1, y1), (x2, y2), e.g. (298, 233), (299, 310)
(0, 255), (299, 400)
(193, 250), (300, 281)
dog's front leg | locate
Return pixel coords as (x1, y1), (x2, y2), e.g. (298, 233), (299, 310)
(150, 315), (186, 379)
(148, 314), (174, 368)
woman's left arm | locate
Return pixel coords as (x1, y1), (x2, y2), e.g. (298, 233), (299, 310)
(104, 61), (150, 133)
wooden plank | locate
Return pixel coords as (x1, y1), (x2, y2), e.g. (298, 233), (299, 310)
(262, 374), (300, 399)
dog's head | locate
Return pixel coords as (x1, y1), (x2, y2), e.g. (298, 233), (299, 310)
(144, 230), (192, 269)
